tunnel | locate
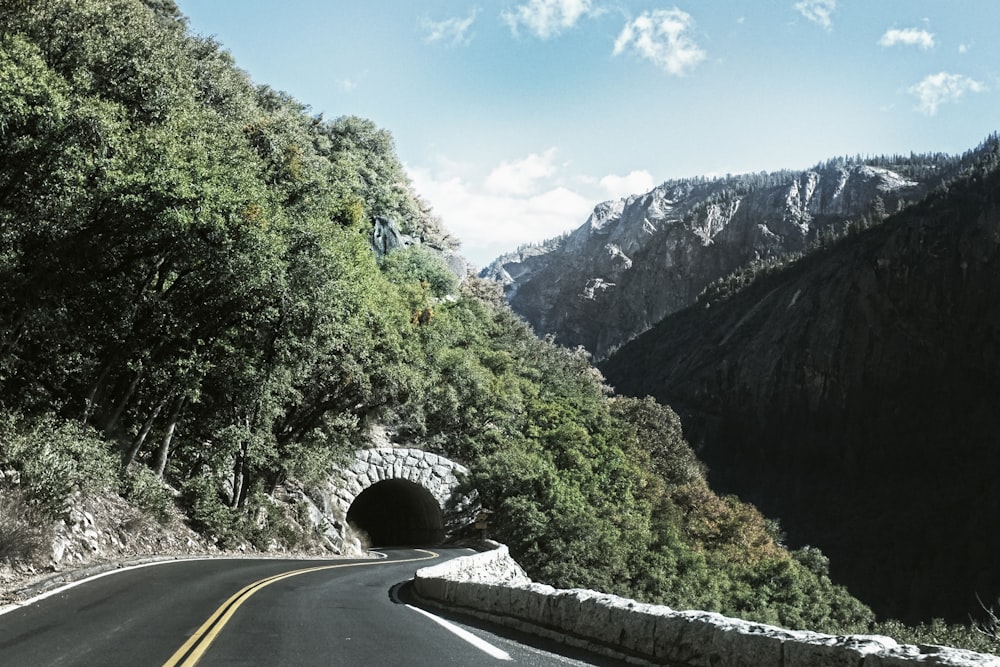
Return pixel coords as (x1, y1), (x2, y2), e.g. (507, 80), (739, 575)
(345, 478), (445, 547)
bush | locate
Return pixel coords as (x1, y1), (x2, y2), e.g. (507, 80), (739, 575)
(872, 618), (999, 656)
(119, 465), (174, 525)
(0, 489), (53, 564)
(381, 244), (459, 298)
(179, 474), (243, 548)
(0, 412), (117, 517)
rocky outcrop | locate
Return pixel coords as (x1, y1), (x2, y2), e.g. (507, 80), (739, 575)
(601, 159), (1000, 623)
(483, 163), (939, 358)
(0, 488), (217, 600)
(371, 215), (419, 260)
(414, 545), (1000, 666)
(371, 215), (470, 281)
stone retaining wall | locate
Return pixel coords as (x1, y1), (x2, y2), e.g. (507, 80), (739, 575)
(413, 546), (1000, 667)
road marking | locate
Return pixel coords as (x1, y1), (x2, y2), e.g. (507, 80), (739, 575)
(403, 602), (513, 661)
(162, 550), (439, 667)
(389, 582), (512, 661)
(0, 558), (206, 617)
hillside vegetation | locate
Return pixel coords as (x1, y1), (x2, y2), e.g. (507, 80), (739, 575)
(2, 0), (981, 647)
(602, 139), (1000, 635)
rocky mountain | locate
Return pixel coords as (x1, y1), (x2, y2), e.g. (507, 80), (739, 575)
(483, 156), (966, 358)
(600, 138), (1000, 624)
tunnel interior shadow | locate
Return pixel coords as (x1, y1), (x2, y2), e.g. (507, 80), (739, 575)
(346, 478), (444, 547)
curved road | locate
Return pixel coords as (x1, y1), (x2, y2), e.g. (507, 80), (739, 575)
(0, 548), (615, 666)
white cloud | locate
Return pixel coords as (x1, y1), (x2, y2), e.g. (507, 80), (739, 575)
(908, 72), (985, 115)
(502, 0), (594, 39)
(423, 11), (478, 47)
(407, 152), (596, 268)
(879, 27), (935, 50)
(794, 0), (836, 31)
(599, 170), (656, 199)
(484, 148), (559, 196)
(613, 9), (706, 76)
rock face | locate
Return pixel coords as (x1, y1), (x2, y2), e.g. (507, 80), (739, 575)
(371, 215), (470, 280)
(601, 158), (1000, 623)
(483, 162), (941, 358)
(371, 215), (419, 260)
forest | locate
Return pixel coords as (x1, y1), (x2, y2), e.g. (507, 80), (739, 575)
(0, 0), (994, 653)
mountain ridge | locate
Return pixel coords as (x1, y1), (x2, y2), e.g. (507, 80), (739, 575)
(483, 152), (978, 358)
(600, 141), (1000, 623)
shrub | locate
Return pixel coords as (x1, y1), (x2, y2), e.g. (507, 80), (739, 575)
(119, 465), (174, 525)
(179, 474), (243, 548)
(0, 412), (117, 517)
(0, 489), (53, 564)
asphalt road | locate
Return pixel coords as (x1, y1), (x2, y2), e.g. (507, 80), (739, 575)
(0, 548), (619, 666)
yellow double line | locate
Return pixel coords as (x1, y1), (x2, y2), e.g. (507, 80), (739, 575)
(163, 550), (438, 667)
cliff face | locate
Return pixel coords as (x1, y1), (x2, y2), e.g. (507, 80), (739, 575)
(600, 160), (1000, 624)
(483, 164), (935, 358)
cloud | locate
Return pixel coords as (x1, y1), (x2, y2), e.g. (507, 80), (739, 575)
(407, 152), (596, 267)
(599, 170), (656, 199)
(423, 11), (478, 46)
(908, 72), (985, 115)
(794, 0), (836, 30)
(502, 0), (595, 39)
(613, 9), (706, 76)
(485, 149), (559, 196)
(879, 27), (935, 50)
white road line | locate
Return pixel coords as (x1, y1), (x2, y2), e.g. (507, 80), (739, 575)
(0, 558), (204, 616)
(404, 602), (513, 661)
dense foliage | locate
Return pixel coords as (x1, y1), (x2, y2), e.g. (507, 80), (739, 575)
(5, 0), (989, 650)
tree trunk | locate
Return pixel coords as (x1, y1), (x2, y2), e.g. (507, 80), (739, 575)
(236, 441), (252, 510)
(230, 446), (244, 509)
(153, 396), (185, 478)
(102, 367), (143, 435)
(230, 415), (250, 509)
(121, 396), (166, 469)
(82, 359), (114, 425)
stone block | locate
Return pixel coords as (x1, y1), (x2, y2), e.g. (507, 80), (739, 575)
(414, 575), (448, 602)
(866, 644), (1000, 667)
(513, 583), (556, 624)
(652, 610), (696, 664)
(606, 599), (660, 656)
(711, 617), (790, 667)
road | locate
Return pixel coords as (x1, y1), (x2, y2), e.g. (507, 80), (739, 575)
(0, 548), (619, 666)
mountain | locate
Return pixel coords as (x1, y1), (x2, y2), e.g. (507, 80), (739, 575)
(482, 156), (968, 358)
(600, 138), (1000, 624)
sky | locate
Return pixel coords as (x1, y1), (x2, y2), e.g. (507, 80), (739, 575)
(174, 1), (1000, 268)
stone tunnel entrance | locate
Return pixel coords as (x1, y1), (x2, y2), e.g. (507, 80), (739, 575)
(346, 479), (445, 546)
(319, 446), (478, 554)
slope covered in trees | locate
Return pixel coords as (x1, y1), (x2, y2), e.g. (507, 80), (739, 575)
(3, 0), (991, 651)
(602, 141), (1000, 626)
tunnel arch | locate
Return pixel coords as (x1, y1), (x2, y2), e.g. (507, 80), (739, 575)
(346, 479), (444, 546)
(318, 446), (478, 552)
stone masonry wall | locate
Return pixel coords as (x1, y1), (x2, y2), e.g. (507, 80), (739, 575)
(310, 446), (476, 553)
(413, 546), (1000, 667)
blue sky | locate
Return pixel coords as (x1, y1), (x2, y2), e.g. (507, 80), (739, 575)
(175, 1), (999, 268)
